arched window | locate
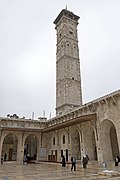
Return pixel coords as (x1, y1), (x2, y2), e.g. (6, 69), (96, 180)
(68, 27), (74, 37)
(53, 137), (55, 145)
(73, 44), (78, 57)
(63, 135), (65, 144)
(65, 41), (71, 55)
(61, 43), (64, 57)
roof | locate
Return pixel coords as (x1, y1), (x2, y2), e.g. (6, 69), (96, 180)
(42, 114), (97, 133)
(53, 9), (79, 25)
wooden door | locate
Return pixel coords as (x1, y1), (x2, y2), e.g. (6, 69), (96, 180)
(9, 148), (13, 161)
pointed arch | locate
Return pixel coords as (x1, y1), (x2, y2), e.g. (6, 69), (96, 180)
(2, 133), (18, 161)
(63, 24), (67, 35)
(24, 134), (38, 160)
(73, 43), (78, 58)
(61, 42), (64, 57)
(70, 126), (81, 160)
(82, 122), (97, 160)
(65, 41), (71, 55)
(100, 119), (119, 161)
(67, 27), (74, 37)
(58, 29), (63, 40)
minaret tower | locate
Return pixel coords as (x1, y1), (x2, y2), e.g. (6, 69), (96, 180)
(54, 9), (82, 116)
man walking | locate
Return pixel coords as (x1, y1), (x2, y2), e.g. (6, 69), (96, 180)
(71, 155), (76, 171)
(82, 155), (88, 169)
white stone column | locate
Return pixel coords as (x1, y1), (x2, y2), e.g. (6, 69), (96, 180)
(80, 127), (86, 161)
(95, 120), (104, 162)
(0, 130), (2, 162)
(96, 140), (104, 162)
(80, 142), (85, 161)
(16, 133), (24, 163)
(37, 137), (41, 161)
(116, 124), (120, 154)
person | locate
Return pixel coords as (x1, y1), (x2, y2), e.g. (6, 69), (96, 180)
(33, 154), (36, 160)
(103, 161), (107, 169)
(71, 155), (76, 171)
(27, 154), (30, 161)
(117, 155), (120, 163)
(1, 157), (3, 164)
(115, 156), (119, 166)
(82, 155), (88, 169)
(61, 155), (66, 167)
(86, 154), (89, 162)
(23, 154), (27, 164)
(4, 153), (7, 161)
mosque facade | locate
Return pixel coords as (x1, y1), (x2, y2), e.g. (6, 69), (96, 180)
(0, 9), (120, 164)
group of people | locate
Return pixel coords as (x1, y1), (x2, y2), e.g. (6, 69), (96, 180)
(61, 154), (89, 171)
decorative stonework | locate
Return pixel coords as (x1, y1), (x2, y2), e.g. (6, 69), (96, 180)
(0, 118), (47, 131)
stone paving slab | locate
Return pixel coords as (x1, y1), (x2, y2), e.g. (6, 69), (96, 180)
(0, 162), (120, 180)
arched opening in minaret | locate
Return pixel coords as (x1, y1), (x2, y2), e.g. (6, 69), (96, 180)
(65, 41), (71, 55)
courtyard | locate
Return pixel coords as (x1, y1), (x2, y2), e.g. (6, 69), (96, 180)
(0, 161), (120, 180)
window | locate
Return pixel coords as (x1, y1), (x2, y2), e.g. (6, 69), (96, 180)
(69, 14), (73, 19)
(59, 112), (62, 116)
(53, 137), (55, 145)
(61, 149), (63, 157)
(69, 31), (73, 35)
(63, 135), (65, 144)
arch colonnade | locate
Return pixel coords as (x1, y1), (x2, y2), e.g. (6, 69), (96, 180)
(0, 90), (120, 163)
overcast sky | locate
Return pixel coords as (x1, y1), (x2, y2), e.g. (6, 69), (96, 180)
(0, 0), (120, 119)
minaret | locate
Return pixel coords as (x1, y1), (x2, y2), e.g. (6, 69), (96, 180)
(54, 9), (82, 116)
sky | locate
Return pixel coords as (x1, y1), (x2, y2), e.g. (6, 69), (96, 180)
(0, 0), (120, 120)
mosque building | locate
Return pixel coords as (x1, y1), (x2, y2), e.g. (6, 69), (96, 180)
(0, 8), (120, 164)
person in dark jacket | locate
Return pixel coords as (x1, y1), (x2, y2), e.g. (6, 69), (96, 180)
(115, 156), (119, 166)
(4, 153), (7, 161)
(82, 155), (88, 169)
(71, 155), (76, 171)
(62, 155), (66, 167)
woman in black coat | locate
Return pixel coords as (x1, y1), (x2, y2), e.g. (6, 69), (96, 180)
(62, 155), (66, 167)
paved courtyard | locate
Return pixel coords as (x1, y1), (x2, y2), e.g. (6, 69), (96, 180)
(0, 161), (120, 180)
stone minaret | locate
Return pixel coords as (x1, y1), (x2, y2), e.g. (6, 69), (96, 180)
(54, 9), (82, 116)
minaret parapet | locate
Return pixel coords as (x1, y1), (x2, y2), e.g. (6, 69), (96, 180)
(54, 9), (79, 25)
